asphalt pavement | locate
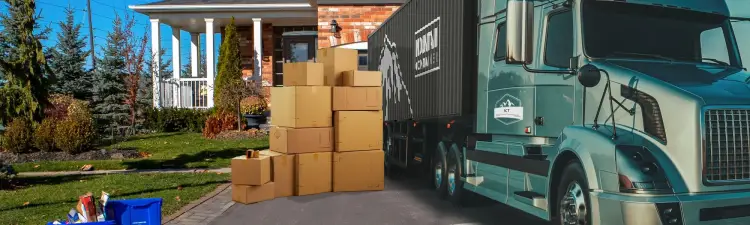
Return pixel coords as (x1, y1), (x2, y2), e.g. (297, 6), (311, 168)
(211, 173), (549, 225)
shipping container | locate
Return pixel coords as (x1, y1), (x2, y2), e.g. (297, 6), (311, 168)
(368, 0), (477, 122)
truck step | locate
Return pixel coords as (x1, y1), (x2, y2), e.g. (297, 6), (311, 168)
(513, 191), (548, 211)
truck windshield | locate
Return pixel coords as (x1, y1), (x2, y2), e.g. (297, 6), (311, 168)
(582, 1), (738, 67)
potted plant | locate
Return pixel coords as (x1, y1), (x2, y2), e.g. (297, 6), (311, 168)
(241, 96), (268, 129)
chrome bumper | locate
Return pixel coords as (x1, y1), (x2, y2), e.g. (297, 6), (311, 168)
(590, 190), (750, 225)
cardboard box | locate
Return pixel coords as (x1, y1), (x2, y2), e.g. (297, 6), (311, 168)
(334, 111), (383, 152)
(333, 87), (382, 111)
(283, 62), (324, 86)
(232, 182), (275, 204)
(295, 152), (332, 196)
(272, 154), (296, 197)
(270, 86), (332, 128)
(317, 48), (358, 86)
(231, 155), (271, 186)
(343, 70), (381, 87)
(333, 150), (385, 192)
(270, 126), (333, 154)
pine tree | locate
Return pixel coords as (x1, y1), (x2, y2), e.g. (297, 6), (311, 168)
(0, 0), (53, 124)
(181, 52), (207, 78)
(214, 17), (243, 113)
(49, 7), (92, 100)
(91, 14), (128, 133)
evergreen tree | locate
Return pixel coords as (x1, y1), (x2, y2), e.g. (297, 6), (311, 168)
(214, 17), (242, 113)
(49, 7), (92, 100)
(181, 52), (207, 78)
(137, 49), (171, 119)
(0, 0), (53, 124)
(92, 14), (128, 133)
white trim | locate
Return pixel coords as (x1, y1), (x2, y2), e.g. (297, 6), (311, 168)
(129, 3), (311, 10)
(415, 17), (440, 35)
(333, 42), (367, 50)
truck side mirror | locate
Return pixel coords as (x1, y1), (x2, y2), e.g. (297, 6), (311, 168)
(506, 0), (535, 65)
(577, 64), (601, 88)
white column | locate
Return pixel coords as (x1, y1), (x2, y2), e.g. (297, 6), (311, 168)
(252, 18), (262, 81)
(172, 27), (181, 108)
(190, 33), (201, 78)
(205, 18), (215, 108)
(150, 18), (161, 108)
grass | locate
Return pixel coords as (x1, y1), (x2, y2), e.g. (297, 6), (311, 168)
(13, 132), (268, 173)
(0, 172), (230, 225)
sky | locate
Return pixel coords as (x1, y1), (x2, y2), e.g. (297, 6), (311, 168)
(16, 0), (220, 71)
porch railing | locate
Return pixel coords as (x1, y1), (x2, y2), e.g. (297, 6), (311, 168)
(158, 77), (211, 109)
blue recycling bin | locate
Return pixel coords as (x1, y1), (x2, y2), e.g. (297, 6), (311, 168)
(106, 198), (162, 225)
(46, 221), (115, 225)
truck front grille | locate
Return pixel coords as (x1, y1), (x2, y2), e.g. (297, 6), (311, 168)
(704, 109), (750, 182)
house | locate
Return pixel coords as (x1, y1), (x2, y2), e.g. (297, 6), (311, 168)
(129, 0), (402, 109)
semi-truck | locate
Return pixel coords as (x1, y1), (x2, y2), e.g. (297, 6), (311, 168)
(369, 0), (750, 224)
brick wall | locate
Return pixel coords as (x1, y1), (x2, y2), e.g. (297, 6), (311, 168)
(317, 5), (400, 49)
(235, 24), (274, 98)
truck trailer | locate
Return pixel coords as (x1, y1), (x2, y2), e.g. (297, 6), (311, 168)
(369, 0), (750, 224)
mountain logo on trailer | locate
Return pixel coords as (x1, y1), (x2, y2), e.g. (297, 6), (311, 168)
(494, 94), (523, 125)
(379, 34), (413, 121)
(414, 17), (440, 78)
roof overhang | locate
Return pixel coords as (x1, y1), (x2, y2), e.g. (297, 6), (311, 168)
(128, 3), (314, 13)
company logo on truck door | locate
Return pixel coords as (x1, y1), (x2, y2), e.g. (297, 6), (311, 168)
(414, 17), (440, 78)
(494, 94), (523, 125)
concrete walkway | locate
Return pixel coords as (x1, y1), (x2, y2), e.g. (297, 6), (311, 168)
(164, 184), (235, 225)
(17, 167), (231, 177)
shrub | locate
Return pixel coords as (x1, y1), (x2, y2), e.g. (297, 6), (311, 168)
(54, 100), (96, 154)
(1, 118), (34, 153)
(143, 108), (210, 133)
(202, 111), (243, 139)
(33, 118), (57, 152)
(240, 96), (268, 115)
(44, 94), (75, 120)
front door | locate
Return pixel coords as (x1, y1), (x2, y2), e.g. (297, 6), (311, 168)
(276, 33), (317, 86)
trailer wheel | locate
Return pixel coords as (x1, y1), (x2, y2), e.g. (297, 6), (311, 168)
(446, 143), (466, 206)
(433, 141), (449, 198)
(556, 162), (591, 225)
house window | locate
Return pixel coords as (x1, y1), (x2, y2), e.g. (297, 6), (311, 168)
(358, 50), (368, 70)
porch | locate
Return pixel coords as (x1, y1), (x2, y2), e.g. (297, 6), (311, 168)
(130, 1), (321, 109)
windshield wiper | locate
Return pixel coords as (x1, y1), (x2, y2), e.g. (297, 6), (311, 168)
(607, 52), (676, 62)
(701, 58), (729, 66)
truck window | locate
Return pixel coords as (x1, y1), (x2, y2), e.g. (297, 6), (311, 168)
(494, 23), (507, 61)
(700, 27), (730, 65)
(544, 10), (573, 68)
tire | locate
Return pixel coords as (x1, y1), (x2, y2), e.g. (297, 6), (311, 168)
(555, 162), (592, 225)
(432, 142), (449, 198)
(446, 143), (466, 206)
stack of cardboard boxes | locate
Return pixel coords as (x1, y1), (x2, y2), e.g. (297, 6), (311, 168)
(231, 48), (384, 204)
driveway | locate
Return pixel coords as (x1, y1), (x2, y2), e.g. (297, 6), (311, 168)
(210, 175), (549, 225)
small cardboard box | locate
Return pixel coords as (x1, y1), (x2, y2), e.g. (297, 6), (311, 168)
(270, 86), (332, 128)
(232, 182), (275, 204)
(317, 48), (358, 86)
(333, 87), (382, 111)
(334, 111), (383, 152)
(270, 126), (333, 154)
(333, 150), (385, 192)
(342, 70), (381, 87)
(283, 62), (324, 86)
(231, 155), (271, 186)
(295, 152), (332, 196)
(272, 154), (296, 197)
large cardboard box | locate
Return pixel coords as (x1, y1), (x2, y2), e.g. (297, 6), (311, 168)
(342, 70), (381, 87)
(334, 111), (383, 152)
(272, 154), (296, 197)
(333, 87), (382, 111)
(283, 62), (324, 86)
(271, 86), (332, 128)
(317, 48), (358, 86)
(232, 182), (275, 204)
(231, 155), (271, 186)
(295, 152), (332, 196)
(333, 150), (385, 192)
(269, 126), (333, 154)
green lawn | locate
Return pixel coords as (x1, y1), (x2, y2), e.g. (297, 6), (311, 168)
(13, 132), (268, 173)
(0, 173), (230, 225)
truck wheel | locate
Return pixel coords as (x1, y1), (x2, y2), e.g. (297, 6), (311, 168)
(556, 162), (592, 225)
(446, 144), (465, 205)
(433, 142), (449, 198)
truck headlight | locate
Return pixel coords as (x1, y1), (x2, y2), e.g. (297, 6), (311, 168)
(615, 145), (673, 194)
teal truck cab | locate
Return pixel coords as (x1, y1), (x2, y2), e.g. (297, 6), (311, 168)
(370, 0), (750, 224)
